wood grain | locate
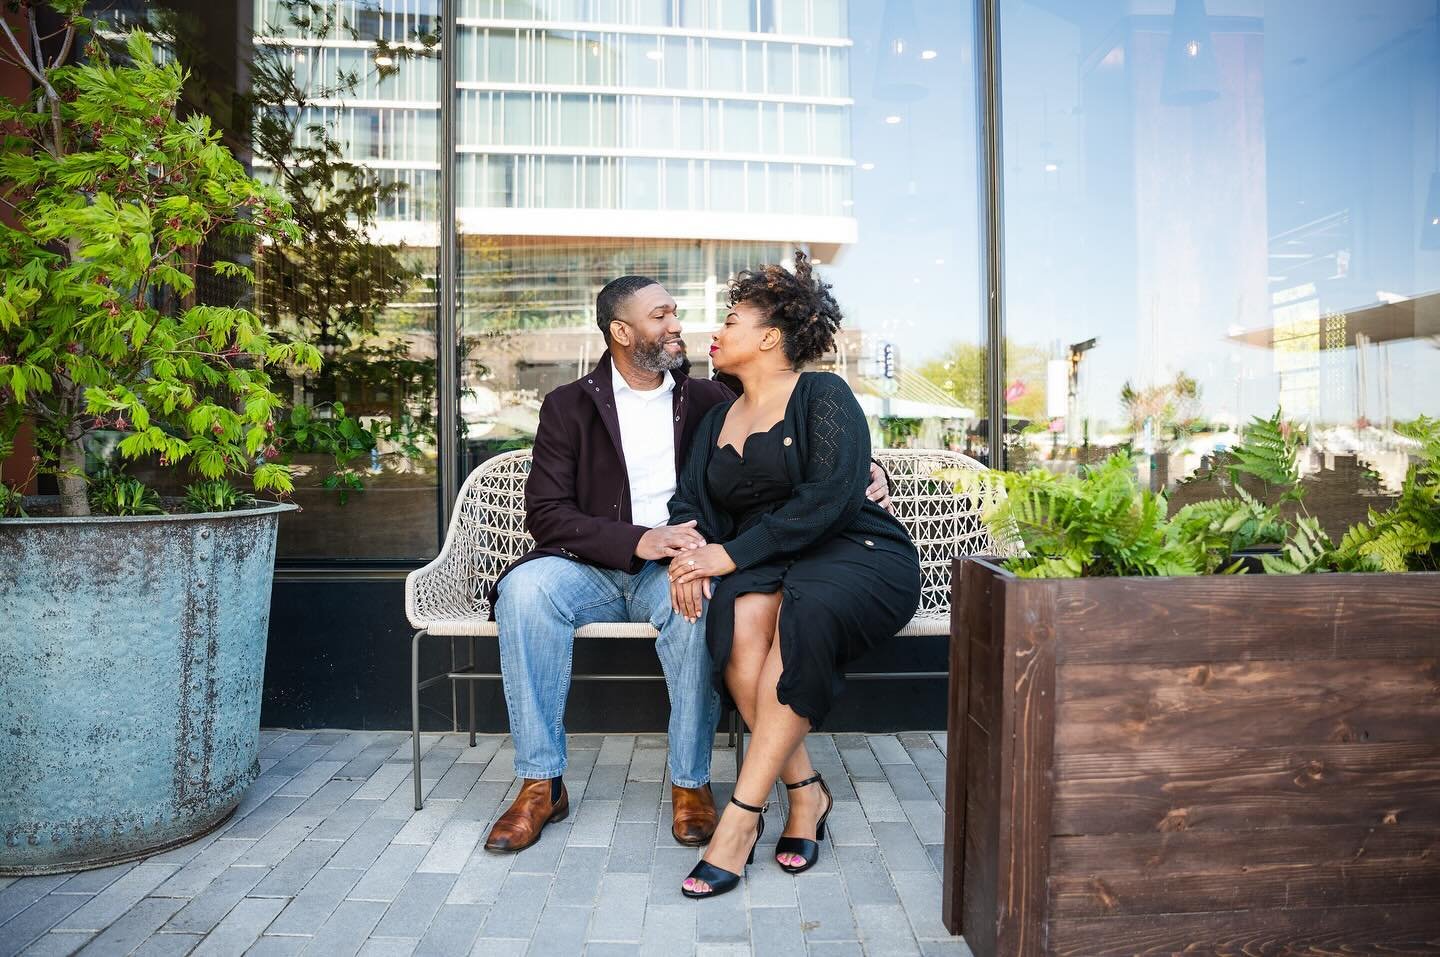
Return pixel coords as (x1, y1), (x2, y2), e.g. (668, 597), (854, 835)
(994, 579), (1057, 956)
(1055, 658), (1440, 753)
(942, 558), (979, 935)
(1054, 742), (1440, 834)
(1048, 826), (1440, 918)
(1049, 902), (1440, 956)
(1050, 572), (1440, 665)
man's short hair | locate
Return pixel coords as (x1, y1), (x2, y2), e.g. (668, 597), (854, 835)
(596, 275), (660, 343)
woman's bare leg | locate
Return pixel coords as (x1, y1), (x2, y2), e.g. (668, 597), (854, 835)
(684, 621), (812, 893)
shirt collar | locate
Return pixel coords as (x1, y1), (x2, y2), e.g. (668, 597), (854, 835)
(611, 363), (675, 399)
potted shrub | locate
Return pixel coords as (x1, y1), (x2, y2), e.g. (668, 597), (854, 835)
(941, 417), (1440, 955)
(0, 9), (319, 874)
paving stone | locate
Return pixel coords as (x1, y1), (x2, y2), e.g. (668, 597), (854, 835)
(837, 746), (884, 782)
(506, 819), (571, 876)
(902, 800), (944, 846)
(452, 737), (501, 766)
(162, 866), (268, 935)
(523, 904), (590, 956)
(693, 878), (746, 943)
(54, 864), (177, 932)
(292, 780), (365, 823)
(276, 761), (345, 800)
(308, 799), (381, 842)
(236, 820), (319, 869)
(260, 733), (313, 762)
(647, 846), (698, 900)
(72, 896), (183, 955)
(617, 783), (661, 825)
(892, 871), (950, 940)
(896, 732), (937, 751)
(693, 944), (751, 957)
(412, 902), (486, 957)
(741, 853), (795, 909)
(854, 904), (920, 956)
(242, 935), (309, 956)
(930, 733), (946, 755)
(908, 747), (947, 786)
(251, 839), (341, 898)
(0, 879), (69, 925)
(222, 796), (304, 841)
(347, 844), (428, 903)
(478, 749), (516, 783)
(153, 841), (251, 898)
(637, 902), (695, 957)
(824, 802), (874, 846)
(0, 892), (92, 954)
(429, 762), (483, 801)
(584, 944), (641, 957)
(328, 816), (408, 871)
(806, 943), (865, 957)
(54, 863), (135, 896)
(795, 872), (858, 943)
(446, 848), (514, 906)
(925, 844), (944, 874)
(373, 872), (456, 939)
(602, 823), (656, 875)
(707, 750), (738, 784)
(394, 800), (459, 847)
(625, 749), (665, 783)
(548, 847), (607, 906)
(834, 844), (898, 907)
(357, 937), (417, 957)
(597, 736), (635, 766)
(571, 734), (607, 750)
(266, 866), (363, 936)
(129, 932), (203, 956)
(305, 898), (387, 957)
(17, 931), (91, 956)
(188, 896), (285, 956)
(352, 764), (412, 803)
(749, 905), (805, 957)
(868, 736), (914, 767)
(476, 873), (549, 939)
(417, 820), (486, 874)
(268, 745), (331, 779)
(568, 800), (619, 847)
(452, 782), (511, 824)
(854, 782), (907, 824)
(872, 821), (935, 873)
(881, 763), (936, 803)
(919, 938), (974, 957)
(586, 873), (647, 942)
(583, 765), (627, 800)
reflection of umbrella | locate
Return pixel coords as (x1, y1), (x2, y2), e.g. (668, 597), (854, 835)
(969, 418), (1032, 438)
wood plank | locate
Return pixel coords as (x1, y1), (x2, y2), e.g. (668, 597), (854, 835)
(1049, 902), (1440, 956)
(1049, 826), (1440, 918)
(1049, 572), (1440, 665)
(1054, 742), (1440, 834)
(1055, 658), (1440, 753)
(942, 558), (978, 935)
(994, 578), (1057, 956)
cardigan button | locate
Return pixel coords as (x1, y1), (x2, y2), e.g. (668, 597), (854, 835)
(864, 540), (875, 547)
(783, 436), (792, 446)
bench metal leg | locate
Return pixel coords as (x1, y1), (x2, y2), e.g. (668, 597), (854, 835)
(412, 629), (426, 811)
(468, 635), (478, 748)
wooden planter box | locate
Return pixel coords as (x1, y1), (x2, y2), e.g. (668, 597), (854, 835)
(942, 557), (1440, 956)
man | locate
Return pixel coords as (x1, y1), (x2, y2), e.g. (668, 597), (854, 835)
(483, 275), (889, 853)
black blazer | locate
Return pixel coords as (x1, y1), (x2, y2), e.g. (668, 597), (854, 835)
(668, 371), (913, 571)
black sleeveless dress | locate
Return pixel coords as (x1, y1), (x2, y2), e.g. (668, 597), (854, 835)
(704, 421), (922, 729)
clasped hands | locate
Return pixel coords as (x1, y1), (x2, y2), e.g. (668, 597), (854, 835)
(636, 521), (736, 623)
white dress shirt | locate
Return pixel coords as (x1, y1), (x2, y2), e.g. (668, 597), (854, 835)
(611, 364), (678, 528)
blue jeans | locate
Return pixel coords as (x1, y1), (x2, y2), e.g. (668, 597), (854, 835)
(494, 556), (720, 788)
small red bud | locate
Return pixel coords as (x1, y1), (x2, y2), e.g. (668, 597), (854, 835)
(66, 342), (82, 354)
(211, 423), (223, 435)
(114, 415), (128, 431)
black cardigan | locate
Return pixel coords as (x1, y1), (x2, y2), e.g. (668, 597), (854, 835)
(668, 371), (913, 571)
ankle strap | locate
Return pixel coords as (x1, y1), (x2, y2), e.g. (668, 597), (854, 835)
(729, 795), (768, 814)
(785, 772), (824, 790)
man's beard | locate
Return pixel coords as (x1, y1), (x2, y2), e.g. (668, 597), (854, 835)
(632, 337), (686, 373)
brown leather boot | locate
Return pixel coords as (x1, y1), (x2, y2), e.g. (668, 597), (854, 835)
(671, 782), (718, 846)
(484, 778), (569, 853)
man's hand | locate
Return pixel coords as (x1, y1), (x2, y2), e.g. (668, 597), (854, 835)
(636, 520), (707, 560)
(867, 462), (893, 513)
(668, 543), (737, 588)
(671, 576), (712, 623)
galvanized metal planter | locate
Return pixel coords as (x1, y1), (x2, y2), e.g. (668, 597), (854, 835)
(0, 501), (295, 875)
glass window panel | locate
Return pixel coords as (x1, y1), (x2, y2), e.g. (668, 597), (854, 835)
(633, 0), (670, 27)
(501, 93), (534, 145)
(997, 0), (1440, 533)
(639, 98), (675, 148)
(544, 157), (576, 207)
(815, 105), (846, 155)
(623, 35), (660, 87)
(665, 158), (693, 208)
(488, 29), (519, 82)
(767, 42), (794, 94)
(557, 94), (592, 146)
(626, 158), (661, 209)
(775, 0), (805, 35)
(713, 0), (750, 32)
(812, 0), (843, 37)
(744, 41), (764, 92)
(709, 160), (746, 211)
(676, 98), (706, 150)
(664, 37), (691, 89)
(796, 45), (823, 96)
(780, 103), (808, 154)
(709, 39), (744, 92)
(724, 100), (760, 153)
(543, 32), (578, 84)
(758, 101), (779, 153)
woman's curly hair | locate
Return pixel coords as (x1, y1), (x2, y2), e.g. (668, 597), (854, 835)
(728, 250), (843, 368)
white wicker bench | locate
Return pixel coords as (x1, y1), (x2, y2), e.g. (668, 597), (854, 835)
(404, 447), (997, 809)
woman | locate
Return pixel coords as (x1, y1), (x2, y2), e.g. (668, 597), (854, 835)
(666, 252), (922, 898)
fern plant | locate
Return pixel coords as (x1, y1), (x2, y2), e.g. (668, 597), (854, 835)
(0, 482), (26, 518)
(184, 479), (256, 514)
(88, 472), (163, 517)
(1331, 416), (1440, 572)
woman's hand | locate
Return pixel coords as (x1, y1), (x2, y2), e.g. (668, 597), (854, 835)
(668, 543), (736, 588)
(670, 576), (712, 623)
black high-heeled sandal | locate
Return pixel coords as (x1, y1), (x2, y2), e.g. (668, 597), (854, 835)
(775, 771), (833, 874)
(680, 795), (767, 899)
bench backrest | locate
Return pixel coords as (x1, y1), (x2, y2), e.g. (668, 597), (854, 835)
(447, 447), (998, 618)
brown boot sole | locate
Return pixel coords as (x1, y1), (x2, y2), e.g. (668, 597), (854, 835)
(671, 825), (714, 847)
(484, 803), (570, 854)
